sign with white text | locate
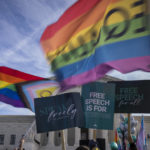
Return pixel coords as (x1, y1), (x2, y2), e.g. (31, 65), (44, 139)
(34, 92), (84, 133)
(110, 80), (150, 113)
(81, 82), (115, 130)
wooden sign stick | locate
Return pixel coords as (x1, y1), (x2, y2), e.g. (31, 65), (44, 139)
(93, 129), (97, 141)
(18, 137), (25, 150)
(61, 130), (66, 150)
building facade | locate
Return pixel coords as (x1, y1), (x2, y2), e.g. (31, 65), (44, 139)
(0, 115), (118, 150)
(0, 115), (37, 150)
(1, 115), (150, 150)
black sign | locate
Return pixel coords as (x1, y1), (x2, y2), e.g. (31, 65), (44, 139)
(110, 80), (150, 113)
(34, 92), (84, 133)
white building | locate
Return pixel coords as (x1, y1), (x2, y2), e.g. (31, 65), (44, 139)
(0, 115), (37, 150)
(0, 115), (150, 150)
(0, 115), (118, 150)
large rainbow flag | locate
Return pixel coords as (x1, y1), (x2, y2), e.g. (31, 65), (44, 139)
(40, 0), (150, 91)
(0, 66), (44, 107)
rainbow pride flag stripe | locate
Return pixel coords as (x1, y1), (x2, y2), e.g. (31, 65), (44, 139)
(0, 66), (44, 88)
(40, 0), (150, 90)
(0, 84), (25, 108)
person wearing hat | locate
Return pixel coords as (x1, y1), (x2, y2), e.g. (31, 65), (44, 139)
(89, 140), (100, 150)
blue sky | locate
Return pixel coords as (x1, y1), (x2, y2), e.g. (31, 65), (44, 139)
(0, 0), (77, 77)
(0, 0), (150, 115)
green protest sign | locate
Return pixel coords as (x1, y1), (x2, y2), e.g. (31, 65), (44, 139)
(81, 82), (115, 130)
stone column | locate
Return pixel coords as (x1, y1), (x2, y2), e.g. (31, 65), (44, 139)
(74, 128), (81, 147)
(40, 133), (48, 146)
(48, 131), (55, 147)
(89, 129), (94, 140)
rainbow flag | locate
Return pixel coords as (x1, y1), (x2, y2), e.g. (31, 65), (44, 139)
(0, 84), (25, 108)
(0, 66), (44, 88)
(40, 0), (150, 91)
(115, 129), (118, 143)
(115, 129), (122, 150)
(16, 80), (60, 111)
(0, 66), (44, 108)
(136, 116), (146, 150)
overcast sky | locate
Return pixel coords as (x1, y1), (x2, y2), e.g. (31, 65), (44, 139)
(0, 0), (150, 115)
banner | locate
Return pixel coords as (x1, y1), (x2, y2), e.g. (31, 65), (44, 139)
(110, 80), (150, 113)
(34, 92), (84, 133)
(81, 82), (115, 130)
(40, 0), (150, 91)
(16, 80), (60, 112)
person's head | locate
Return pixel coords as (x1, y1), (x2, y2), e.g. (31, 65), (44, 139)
(89, 140), (98, 150)
(75, 145), (89, 150)
(91, 147), (100, 150)
(129, 143), (137, 150)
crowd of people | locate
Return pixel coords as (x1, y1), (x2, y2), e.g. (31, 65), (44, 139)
(75, 135), (138, 150)
(14, 134), (138, 150)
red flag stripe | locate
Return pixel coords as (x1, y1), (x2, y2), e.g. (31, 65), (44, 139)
(0, 66), (44, 81)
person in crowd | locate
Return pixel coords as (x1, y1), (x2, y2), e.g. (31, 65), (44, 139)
(75, 145), (89, 150)
(129, 143), (137, 150)
(89, 140), (100, 150)
(91, 147), (100, 150)
(128, 134), (137, 150)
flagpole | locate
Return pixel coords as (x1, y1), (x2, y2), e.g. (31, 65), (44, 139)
(15, 120), (36, 150)
(61, 130), (66, 150)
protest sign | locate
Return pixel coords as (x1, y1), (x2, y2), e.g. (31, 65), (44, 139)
(81, 82), (115, 130)
(110, 80), (150, 113)
(34, 92), (84, 133)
